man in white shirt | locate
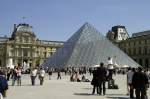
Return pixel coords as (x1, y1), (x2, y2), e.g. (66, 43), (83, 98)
(30, 68), (37, 85)
(107, 57), (114, 80)
(107, 57), (113, 65)
(39, 68), (45, 85)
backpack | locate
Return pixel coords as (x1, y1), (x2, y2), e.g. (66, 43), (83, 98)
(0, 76), (8, 92)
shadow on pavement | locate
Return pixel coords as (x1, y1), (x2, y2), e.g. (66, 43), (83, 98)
(107, 96), (129, 99)
(21, 84), (41, 86)
(106, 94), (127, 96)
(9, 84), (41, 86)
(74, 93), (92, 96)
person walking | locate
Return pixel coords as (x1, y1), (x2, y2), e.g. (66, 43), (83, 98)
(91, 68), (99, 94)
(39, 68), (45, 85)
(6, 67), (11, 81)
(107, 57), (114, 80)
(132, 67), (149, 99)
(97, 62), (107, 95)
(30, 67), (37, 86)
(89, 68), (92, 76)
(11, 66), (17, 86)
(127, 68), (135, 99)
(57, 70), (61, 80)
(0, 70), (8, 99)
(48, 69), (52, 80)
(16, 67), (22, 86)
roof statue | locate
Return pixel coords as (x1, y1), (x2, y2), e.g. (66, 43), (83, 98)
(42, 22), (139, 68)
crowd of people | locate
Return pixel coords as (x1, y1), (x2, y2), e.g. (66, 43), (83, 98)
(0, 63), (150, 99)
(127, 67), (150, 99)
(90, 62), (150, 99)
(0, 66), (46, 99)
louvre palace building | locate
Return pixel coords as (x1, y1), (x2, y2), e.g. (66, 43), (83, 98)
(107, 26), (150, 68)
(0, 23), (64, 68)
(0, 23), (150, 68)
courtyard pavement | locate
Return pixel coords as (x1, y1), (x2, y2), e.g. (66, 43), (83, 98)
(5, 73), (150, 99)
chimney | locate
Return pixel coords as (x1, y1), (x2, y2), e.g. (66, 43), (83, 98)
(14, 24), (17, 30)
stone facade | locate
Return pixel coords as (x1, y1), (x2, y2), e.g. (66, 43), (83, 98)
(0, 23), (64, 68)
(118, 31), (150, 67)
(107, 26), (150, 67)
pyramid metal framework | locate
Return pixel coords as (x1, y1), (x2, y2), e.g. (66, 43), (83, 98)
(42, 23), (139, 68)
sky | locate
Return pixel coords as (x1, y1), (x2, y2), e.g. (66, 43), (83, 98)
(0, 0), (150, 41)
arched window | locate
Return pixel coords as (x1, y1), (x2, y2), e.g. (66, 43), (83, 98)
(16, 36), (20, 42)
(25, 37), (28, 43)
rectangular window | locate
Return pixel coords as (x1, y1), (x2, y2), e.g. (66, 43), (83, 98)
(23, 50), (28, 57)
(133, 42), (136, 46)
(144, 47), (147, 54)
(133, 48), (136, 55)
(139, 59), (143, 66)
(138, 47), (142, 55)
(145, 59), (149, 67)
(44, 52), (46, 58)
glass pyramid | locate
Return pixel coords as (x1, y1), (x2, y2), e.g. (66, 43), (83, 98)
(42, 23), (139, 68)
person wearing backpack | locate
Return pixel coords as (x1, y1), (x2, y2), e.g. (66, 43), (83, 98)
(0, 70), (8, 99)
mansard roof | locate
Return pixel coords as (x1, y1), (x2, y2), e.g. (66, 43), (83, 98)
(132, 30), (150, 37)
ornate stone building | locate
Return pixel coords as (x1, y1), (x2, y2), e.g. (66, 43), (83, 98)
(107, 26), (150, 67)
(0, 23), (64, 68)
(118, 31), (150, 67)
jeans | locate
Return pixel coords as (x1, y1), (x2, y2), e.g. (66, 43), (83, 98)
(92, 85), (99, 94)
(39, 76), (44, 85)
(17, 76), (21, 86)
(12, 76), (17, 86)
(99, 81), (106, 95)
(129, 84), (134, 98)
(31, 76), (36, 85)
(135, 87), (147, 99)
